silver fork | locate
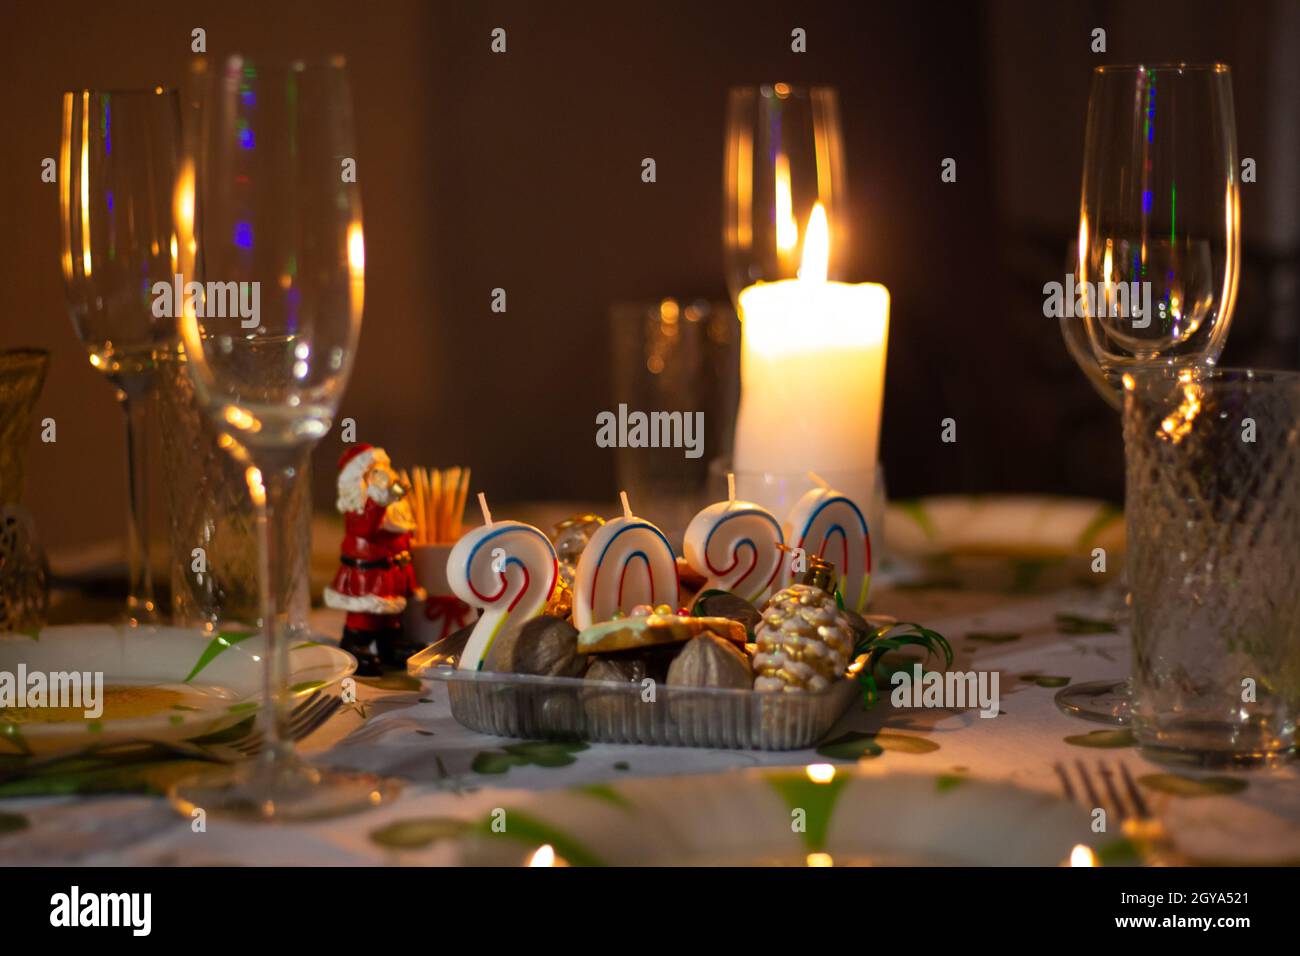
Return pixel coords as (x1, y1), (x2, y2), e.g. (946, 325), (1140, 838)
(1054, 758), (1152, 824)
(225, 692), (343, 756)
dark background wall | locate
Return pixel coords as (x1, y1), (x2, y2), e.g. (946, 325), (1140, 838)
(2, 0), (1298, 552)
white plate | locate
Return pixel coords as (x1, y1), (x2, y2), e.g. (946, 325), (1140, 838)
(0, 625), (354, 756)
(423, 767), (1103, 866)
(885, 495), (1125, 591)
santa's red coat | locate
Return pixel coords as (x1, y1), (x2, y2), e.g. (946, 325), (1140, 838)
(324, 498), (417, 615)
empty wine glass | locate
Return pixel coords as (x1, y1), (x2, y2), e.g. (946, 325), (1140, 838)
(60, 87), (180, 625)
(168, 56), (394, 820)
(723, 83), (846, 307)
(1057, 63), (1241, 725)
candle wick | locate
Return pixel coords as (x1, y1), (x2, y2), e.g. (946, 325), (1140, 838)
(807, 471), (830, 490)
(726, 472), (736, 506)
(619, 490), (633, 521)
(477, 491), (492, 526)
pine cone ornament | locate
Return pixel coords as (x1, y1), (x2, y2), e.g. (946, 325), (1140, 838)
(753, 584), (855, 693)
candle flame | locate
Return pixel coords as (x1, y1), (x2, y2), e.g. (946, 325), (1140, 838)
(1069, 844), (1098, 867)
(528, 844), (557, 867)
(800, 202), (829, 283)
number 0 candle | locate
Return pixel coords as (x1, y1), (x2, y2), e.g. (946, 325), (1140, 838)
(785, 481), (872, 612)
(447, 494), (558, 671)
(573, 492), (679, 630)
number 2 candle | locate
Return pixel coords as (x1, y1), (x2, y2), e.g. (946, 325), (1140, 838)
(684, 474), (785, 605)
(447, 494), (558, 670)
(573, 492), (679, 630)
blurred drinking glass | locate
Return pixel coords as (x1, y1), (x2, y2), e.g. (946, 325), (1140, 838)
(60, 88), (180, 625)
(1056, 63), (1241, 724)
(169, 56), (392, 820)
(723, 83), (846, 307)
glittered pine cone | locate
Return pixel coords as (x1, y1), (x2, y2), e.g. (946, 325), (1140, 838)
(753, 584), (855, 693)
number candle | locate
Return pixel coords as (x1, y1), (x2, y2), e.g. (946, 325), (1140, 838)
(683, 473), (785, 605)
(573, 491), (679, 630)
(447, 493), (558, 671)
(785, 475), (873, 612)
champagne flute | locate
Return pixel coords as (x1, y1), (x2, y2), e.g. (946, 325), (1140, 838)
(723, 83), (846, 307)
(60, 88), (180, 625)
(1057, 63), (1240, 724)
(169, 56), (394, 820)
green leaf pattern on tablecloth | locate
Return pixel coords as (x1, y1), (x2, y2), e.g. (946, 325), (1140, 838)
(1064, 729), (1135, 748)
(816, 731), (938, 761)
(967, 631), (1021, 644)
(1138, 774), (1248, 797)
(768, 773), (850, 852)
(473, 740), (589, 775)
(370, 817), (472, 849)
(1054, 613), (1117, 635)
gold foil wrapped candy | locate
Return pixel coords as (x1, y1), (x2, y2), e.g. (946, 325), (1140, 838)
(753, 584), (855, 693)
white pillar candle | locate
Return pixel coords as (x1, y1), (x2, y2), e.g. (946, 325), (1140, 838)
(733, 203), (889, 478)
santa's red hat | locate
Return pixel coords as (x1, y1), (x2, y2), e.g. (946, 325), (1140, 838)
(338, 443), (375, 472)
(336, 444), (391, 513)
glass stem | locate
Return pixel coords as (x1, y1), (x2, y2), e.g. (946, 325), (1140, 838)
(252, 446), (311, 767)
(119, 389), (158, 625)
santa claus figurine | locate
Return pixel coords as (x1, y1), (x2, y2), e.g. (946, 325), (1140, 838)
(324, 444), (426, 674)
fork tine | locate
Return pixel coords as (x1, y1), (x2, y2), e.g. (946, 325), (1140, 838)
(1097, 760), (1129, 821)
(226, 691), (328, 755)
(1074, 759), (1103, 811)
(291, 696), (341, 741)
(1052, 762), (1076, 801)
(1119, 761), (1150, 820)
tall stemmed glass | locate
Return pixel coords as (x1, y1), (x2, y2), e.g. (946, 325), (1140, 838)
(169, 56), (394, 820)
(1057, 63), (1240, 724)
(60, 88), (180, 625)
(723, 83), (846, 306)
